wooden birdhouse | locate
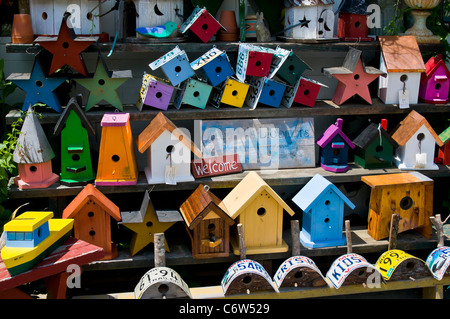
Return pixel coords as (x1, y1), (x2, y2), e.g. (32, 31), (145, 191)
(258, 78), (287, 108)
(134, 267), (191, 299)
(53, 96), (95, 186)
(274, 256), (327, 289)
(284, 0), (335, 40)
(378, 35), (426, 105)
(436, 126), (450, 165)
(292, 174), (355, 248)
(221, 171), (296, 255)
(135, 0), (184, 31)
(180, 6), (225, 43)
(426, 246), (450, 281)
(317, 118), (355, 173)
(137, 74), (175, 111)
(390, 110), (443, 170)
(362, 172), (434, 241)
(173, 78), (213, 109)
(63, 183), (122, 260)
(293, 77), (327, 107)
(95, 113), (139, 186)
(419, 54), (450, 104)
(136, 112), (202, 184)
(179, 184), (235, 259)
(13, 106), (59, 190)
(276, 52), (312, 85)
(353, 119), (398, 169)
(246, 51), (273, 78)
(149, 46), (195, 87)
(338, 13), (371, 41)
(375, 249), (431, 281)
(191, 47), (235, 87)
(211, 77), (250, 108)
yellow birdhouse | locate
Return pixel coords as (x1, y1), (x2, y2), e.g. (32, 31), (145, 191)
(219, 78), (250, 108)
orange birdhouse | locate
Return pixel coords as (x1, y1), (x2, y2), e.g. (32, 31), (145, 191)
(63, 184), (122, 260)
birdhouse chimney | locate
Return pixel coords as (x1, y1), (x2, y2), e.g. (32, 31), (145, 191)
(336, 118), (343, 130)
(380, 119), (387, 131)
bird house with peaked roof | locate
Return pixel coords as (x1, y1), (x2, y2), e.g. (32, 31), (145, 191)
(136, 112), (202, 184)
(53, 95), (95, 186)
(391, 110), (443, 170)
(292, 174), (355, 248)
(180, 6), (225, 43)
(317, 118), (355, 173)
(190, 47), (235, 87)
(149, 46), (195, 86)
(353, 119), (398, 169)
(13, 106), (59, 190)
(378, 35), (426, 105)
(419, 54), (450, 104)
(95, 113), (139, 186)
(436, 126), (450, 165)
(222, 171), (295, 255)
(179, 184), (235, 259)
(63, 183), (121, 260)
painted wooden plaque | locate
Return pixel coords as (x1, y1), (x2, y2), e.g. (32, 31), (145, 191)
(274, 256), (327, 289)
(191, 154), (242, 178)
(375, 249), (430, 281)
(134, 267), (191, 299)
(426, 246), (450, 280)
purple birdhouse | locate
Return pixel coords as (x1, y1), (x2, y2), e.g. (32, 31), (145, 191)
(419, 54), (450, 104)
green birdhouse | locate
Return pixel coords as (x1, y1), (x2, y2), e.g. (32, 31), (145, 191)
(53, 95), (95, 186)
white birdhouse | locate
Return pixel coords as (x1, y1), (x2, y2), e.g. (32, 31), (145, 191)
(135, 0), (184, 29)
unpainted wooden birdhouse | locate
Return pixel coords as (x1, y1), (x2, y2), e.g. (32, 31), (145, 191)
(276, 52), (312, 85)
(273, 256), (328, 289)
(63, 183), (122, 260)
(284, 0), (335, 40)
(292, 174), (355, 248)
(191, 48), (235, 87)
(53, 96), (95, 186)
(317, 118), (355, 173)
(149, 46), (195, 86)
(378, 35), (426, 105)
(436, 126), (450, 165)
(134, 267), (191, 299)
(375, 249), (431, 281)
(180, 6), (225, 43)
(362, 172), (434, 241)
(390, 110), (443, 170)
(221, 171), (296, 255)
(173, 78), (213, 109)
(136, 112), (202, 184)
(419, 54), (450, 104)
(13, 106), (59, 190)
(95, 113), (139, 186)
(179, 184), (235, 259)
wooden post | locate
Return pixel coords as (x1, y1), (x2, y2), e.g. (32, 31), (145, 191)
(429, 214), (446, 247)
(237, 224), (246, 260)
(154, 233), (166, 267)
(388, 214), (400, 250)
(345, 220), (352, 254)
(291, 220), (301, 256)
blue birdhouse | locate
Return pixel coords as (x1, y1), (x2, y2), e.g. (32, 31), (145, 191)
(174, 78), (213, 109)
(258, 78), (287, 108)
(149, 46), (195, 86)
(191, 48), (235, 87)
(292, 174), (355, 248)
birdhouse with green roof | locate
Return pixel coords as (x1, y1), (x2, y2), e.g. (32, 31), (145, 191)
(436, 126), (450, 165)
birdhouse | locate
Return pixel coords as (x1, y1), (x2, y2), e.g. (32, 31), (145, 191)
(284, 0), (335, 40)
(191, 47), (235, 87)
(213, 77), (250, 108)
(292, 174), (355, 248)
(275, 52), (312, 85)
(53, 96), (95, 186)
(137, 74), (175, 111)
(235, 43), (277, 82)
(426, 246), (450, 281)
(135, 0), (184, 31)
(221, 171), (296, 255)
(180, 6), (225, 43)
(362, 172), (434, 241)
(353, 119), (398, 169)
(149, 46), (195, 86)
(179, 184), (235, 259)
(173, 78), (213, 109)
(378, 35), (426, 105)
(375, 249), (431, 281)
(293, 77), (327, 107)
(323, 47), (386, 105)
(258, 78), (287, 108)
(134, 267), (191, 299)
(95, 113), (139, 186)
(338, 13), (372, 41)
(246, 51), (273, 78)
(63, 183), (122, 260)
(419, 54), (450, 104)
(390, 110), (443, 170)
(317, 118), (355, 173)
(13, 106), (59, 190)
(436, 126), (450, 165)
(274, 256), (327, 289)
(136, 112), (202, 184)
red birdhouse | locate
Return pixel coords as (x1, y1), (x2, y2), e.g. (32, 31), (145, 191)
(180, 7), (225, 43)
(293, 77), (327, 107)
(246, 51), (273, 78)
(338, 12), (373, 41)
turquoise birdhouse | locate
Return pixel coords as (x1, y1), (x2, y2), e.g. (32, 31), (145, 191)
(292, 174), (355, 248)
(191, 48), (235, 87)
(136, 22), (180, 38)
(174, 78), (213, 109)
(149, 46), (195, 86)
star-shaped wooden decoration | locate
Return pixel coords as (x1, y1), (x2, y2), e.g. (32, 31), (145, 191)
(323, 47), (386, 105)
(7, 58), (66, 112)
(35, 13), (97, 76)
(74, 57), (132, 112)
(299, 16), (311, 28)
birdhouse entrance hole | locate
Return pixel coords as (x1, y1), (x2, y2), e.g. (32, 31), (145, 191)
(29, 166), (37, 172)
(158, 284), (169, 294)
(269, 90), (275, 96)
(400, 74), (408, 82)
(255, 61), (262, 67)
(417, 133), (425, 141)
(232, 90), (238, 96)
(202, 24), (208, 30)
(72, 154), (80, 161)
(376, 145), (384, 152)
(294, 270), (303, 278)
(354, 74), (360, 80)
(112, 155), (120, 162)
(304, 89), (310, 96)
(257, 208), (266, 216)
(88, 212), (94, 217)
(175, 66), (182, 72)
(243, 275), (252, 284)
(355, 21), (361, 28)
(98, 79), (105, 86)
(42, 12), (48, 20)
(215, 66), (222, 73)
(193, 91), (200, 97)
(406, 261), (415, 270)
(436, 83), (442, 90)
(400, 196), (413, 210)
(35, 80), (43, 87)
(62, 42), (69, 49)
(166, 145), (174, 153)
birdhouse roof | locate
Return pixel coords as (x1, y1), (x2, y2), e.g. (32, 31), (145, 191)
(362, 172), (433, 188)
(53, 95), (95, 136)
(222, 171), (295, 220)
(353, 122), (398, 149)
(62, 184), (121, 221)
(439, 126), (450, 145)
(292, 174), (355, 212)
(136, 112), (202, 157)
(420, 54), (450, 84)
(378, 35), (426, 73)
(179, 184), (234, 230)
(13, 106), (55, 164)
(390, 110), (443, 147)
(101, 113), (130, 127)
(317, 119), (355, 149)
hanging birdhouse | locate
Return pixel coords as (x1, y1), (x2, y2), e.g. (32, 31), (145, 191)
(375, 249), (431, 281)
(13, 106), (59, 190)
(137, 74), (175, 111)
(316, 118), (355, 173)
(275, 52), (312, 85)
(134, 267), (191, 299)
(436, 126), (450, 165)
(323, 47), (386, 105)
(62, 183), (121, 260)
(95, 113), (139, 186)
(378, 35), (426, 105)
(53, 95), (95, 186)
(179, 184), (235, 259)
(353, 119), (398, 169)
(173, 78), (213, 109)
(136, 112), (202, 184)
(180, 6), (225, 43)
(362, 172), (434, 241)
(293, 77), (327, 107)
(149, 46), (195, 86)
(191, 47), (235, 87)
(274, 256), (328, 289)
(419, 54), (450, 104)
(292, 174), (355, 248)
(211, 77), (250, 108)
(221, 171), (296, 255)
(390, 110), (443, 170)
(426, 246), (450, 281)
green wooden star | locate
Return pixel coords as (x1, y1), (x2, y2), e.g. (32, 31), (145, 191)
(74, 57), (132, 112)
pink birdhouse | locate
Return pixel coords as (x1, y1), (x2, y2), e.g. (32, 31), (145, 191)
(419, 54), (450, 104)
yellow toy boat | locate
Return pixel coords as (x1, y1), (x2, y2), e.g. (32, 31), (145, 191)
(0, 211), (73, 276)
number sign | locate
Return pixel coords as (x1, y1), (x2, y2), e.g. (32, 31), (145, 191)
(375, 249), (423, 280)
(426, 246), (450, 280)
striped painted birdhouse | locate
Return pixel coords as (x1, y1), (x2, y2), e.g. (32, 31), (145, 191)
(137, 74), (176, 111)
(191, 47), (235, 87)
(419, 54), (450, 104)
(173, 78), (213, 109)
(180, 6), (225, 43)
(149, 46), (195, 86)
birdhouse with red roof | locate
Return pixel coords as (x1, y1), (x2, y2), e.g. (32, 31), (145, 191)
(180, 6), (225, 43)
(419, 54), (450, 104)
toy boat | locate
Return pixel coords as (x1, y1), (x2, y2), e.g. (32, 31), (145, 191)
(0, 211), (73, 276)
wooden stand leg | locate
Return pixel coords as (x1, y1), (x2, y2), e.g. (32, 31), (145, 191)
(44, 272), (69, 299)
(423, 285), (444, 299)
